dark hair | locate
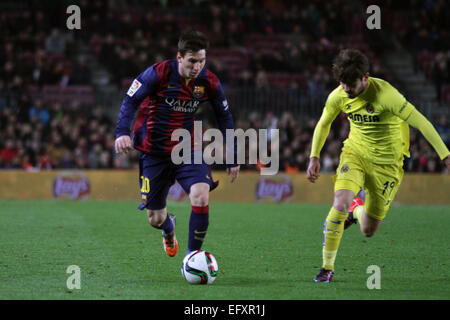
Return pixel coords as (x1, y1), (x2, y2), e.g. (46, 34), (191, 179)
(332, 49), (369, 85)
(177, 30), (209, 57)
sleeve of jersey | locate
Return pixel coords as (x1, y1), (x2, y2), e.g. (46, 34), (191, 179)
(405, 109), (450, 160)
(210, 81), (238, 167)
(310, 94), (341, 158)
(115, 66), (157, 138)
(383, 83), (415, 120)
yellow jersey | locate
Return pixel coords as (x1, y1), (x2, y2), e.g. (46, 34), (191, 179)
(313, 77), (415, 164)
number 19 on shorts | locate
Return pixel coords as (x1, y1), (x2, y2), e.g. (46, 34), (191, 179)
(382, 180), (395, 206)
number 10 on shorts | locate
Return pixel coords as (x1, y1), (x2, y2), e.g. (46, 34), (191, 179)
(140, 176), (150, 193)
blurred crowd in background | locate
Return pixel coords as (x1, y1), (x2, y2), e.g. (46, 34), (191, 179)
(0, 0), (449, 173)
(374, 0), (450, 103)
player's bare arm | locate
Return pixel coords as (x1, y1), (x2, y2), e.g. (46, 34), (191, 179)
(115, 135), (133, 154)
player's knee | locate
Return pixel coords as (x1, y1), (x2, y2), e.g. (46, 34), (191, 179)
(333, 191), (353, 213)
(189, 185), (209, 206)
(362, 231), (375, 238)
(190, 192), (209, 206)
(333, 200), (351, 213)
(334, 203), (349, 213)
(361, 227), (376, 237)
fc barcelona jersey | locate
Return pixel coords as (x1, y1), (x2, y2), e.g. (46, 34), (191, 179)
(115, 59), (235, 160)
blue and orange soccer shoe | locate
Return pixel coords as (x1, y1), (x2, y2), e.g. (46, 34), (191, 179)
(162, 214), (179, 257)
(314, 268), (335, 283)
(344, 197), (364, 230)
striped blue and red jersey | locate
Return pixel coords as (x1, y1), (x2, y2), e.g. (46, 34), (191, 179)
(115, 59), (237, 165)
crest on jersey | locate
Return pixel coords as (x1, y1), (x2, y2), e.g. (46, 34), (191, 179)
(193, 86), (205, 98)
(340, 164), (350, 174)
(365, 104), (375, 114)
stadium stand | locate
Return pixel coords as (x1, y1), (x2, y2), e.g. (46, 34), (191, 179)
(369, 0), (450, 103)
(0, 0), (448, 173)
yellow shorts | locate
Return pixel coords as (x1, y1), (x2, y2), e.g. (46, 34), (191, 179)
(333, 146), (404, 221)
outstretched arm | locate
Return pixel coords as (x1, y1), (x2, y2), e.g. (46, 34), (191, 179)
(405, 109), (450, 169)
(381, 82), (449, 170)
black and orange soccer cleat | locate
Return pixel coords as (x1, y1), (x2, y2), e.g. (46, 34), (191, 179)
(162, 214), (179, 257)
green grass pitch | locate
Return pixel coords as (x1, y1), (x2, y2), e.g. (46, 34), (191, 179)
(0, 200), (449, 300)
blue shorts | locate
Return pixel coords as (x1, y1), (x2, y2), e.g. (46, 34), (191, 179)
(138, 153), (219, 210)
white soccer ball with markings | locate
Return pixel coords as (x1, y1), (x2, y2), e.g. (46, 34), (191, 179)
(181, 250), (218, 284)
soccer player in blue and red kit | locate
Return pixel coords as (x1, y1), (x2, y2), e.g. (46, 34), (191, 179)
(114, 30), (240, 258)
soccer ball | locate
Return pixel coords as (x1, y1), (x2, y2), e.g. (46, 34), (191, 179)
(181, 250), (218, 284)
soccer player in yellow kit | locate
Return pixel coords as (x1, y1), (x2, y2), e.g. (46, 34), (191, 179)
(307, 49), (450, 282)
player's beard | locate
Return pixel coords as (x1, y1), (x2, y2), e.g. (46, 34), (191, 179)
(346, 86), (364, 98)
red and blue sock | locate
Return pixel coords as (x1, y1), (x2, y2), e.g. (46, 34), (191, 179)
(187, 205), (209, 254)
(159, 214), (174, 234)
